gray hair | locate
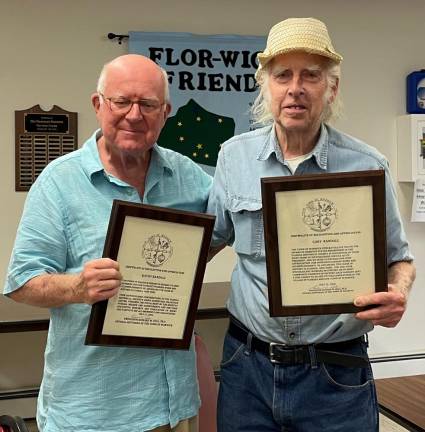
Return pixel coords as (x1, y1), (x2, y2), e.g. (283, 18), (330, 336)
(96, 62), (170, 103)
(251, 60), (342, 126)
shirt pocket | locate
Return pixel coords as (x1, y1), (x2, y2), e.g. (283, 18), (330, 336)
(228, 199), (263, 258)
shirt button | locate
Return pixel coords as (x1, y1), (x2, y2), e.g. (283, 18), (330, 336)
(289, 332), (296, 339)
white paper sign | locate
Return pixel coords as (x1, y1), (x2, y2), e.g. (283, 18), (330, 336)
(411, 178), (425, 222)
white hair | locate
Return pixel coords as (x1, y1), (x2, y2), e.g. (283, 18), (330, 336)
(251, 58), (342, 126)
(96, 61), (170, 103)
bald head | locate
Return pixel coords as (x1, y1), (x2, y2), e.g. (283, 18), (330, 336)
(97, 54), (169, 102)
(92, 54), (172, 160)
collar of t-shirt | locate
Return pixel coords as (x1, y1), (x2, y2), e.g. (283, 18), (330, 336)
(285, 149), (315, 174)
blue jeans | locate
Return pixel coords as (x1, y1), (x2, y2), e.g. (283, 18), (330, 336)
(217, 331), (378, 432)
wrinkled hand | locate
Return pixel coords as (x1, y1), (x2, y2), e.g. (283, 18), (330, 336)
(354, 284), (407, 328)
(74, 258), (122, 304)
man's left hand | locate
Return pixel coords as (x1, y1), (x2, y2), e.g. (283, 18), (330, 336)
(354, 286), (407, 327)
(354, 261), (415, 328)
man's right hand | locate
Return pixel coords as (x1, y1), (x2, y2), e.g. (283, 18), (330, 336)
(75, 258), (122, 304)
(8, 258), (122, 308)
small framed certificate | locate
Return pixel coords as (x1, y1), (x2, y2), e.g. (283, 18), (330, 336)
(261, 170), (387, 316)
(85, 200), (215, 349)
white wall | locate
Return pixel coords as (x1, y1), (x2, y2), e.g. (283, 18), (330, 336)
(1, 0), (425, 394)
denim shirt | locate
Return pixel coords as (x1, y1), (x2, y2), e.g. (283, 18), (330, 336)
(4, 130), (212, 432)
(207, 124), (412, 345)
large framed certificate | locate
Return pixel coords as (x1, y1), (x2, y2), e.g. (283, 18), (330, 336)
(261, 170), (387, 316)
(85, 200), (215, 349)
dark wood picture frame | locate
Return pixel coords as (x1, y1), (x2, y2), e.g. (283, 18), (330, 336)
(85, 200), (215, 349)
(261, 170), (387, 316)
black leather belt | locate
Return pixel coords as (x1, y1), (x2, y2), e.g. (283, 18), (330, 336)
(228, 319), (368, 368)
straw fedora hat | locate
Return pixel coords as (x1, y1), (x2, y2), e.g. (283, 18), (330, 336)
(257, 18), (342, 76)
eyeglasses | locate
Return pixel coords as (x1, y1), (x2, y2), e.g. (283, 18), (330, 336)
(99, 93), (165, 115)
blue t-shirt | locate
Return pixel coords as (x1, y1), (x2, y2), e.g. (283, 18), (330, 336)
(4, 130), (212, 432)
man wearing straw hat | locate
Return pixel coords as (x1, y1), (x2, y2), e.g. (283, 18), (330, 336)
(208, 18), (415, 431)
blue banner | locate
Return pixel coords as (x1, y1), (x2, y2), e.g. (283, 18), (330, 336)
(129, 31), (265, 171)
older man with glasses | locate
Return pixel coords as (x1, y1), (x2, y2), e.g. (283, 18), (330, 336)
(4, 54), (211, 432)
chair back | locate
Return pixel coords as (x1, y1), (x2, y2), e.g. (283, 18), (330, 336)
(0, 415), (29, 432)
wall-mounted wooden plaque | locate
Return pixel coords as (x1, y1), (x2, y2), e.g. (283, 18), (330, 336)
(15, 105), (78, 191)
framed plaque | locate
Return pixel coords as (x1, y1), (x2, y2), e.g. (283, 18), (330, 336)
(261, 170), (387, 316)
(85, 200), (215, 349)
(15, 105), (78, 191)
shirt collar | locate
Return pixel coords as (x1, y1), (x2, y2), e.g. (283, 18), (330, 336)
(311, 123), (329, 170)
(257, 123), (329, 170)
(150, 143), (174, 176)
(80, 129), (174, 182)
(257, 124), (278, 162)
(80, 130), (104, 178)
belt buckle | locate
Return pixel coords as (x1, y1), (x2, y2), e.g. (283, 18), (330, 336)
(269, 342), (287, 364)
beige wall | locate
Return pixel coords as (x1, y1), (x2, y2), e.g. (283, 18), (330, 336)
(1, 0), (425, 404)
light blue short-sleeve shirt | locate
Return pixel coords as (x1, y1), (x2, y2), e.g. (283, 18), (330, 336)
(4, 130), (212, 432)
(207, 124), (412, 345)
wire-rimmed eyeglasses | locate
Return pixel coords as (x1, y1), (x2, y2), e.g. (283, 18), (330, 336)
(99, 93), (165, 115)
